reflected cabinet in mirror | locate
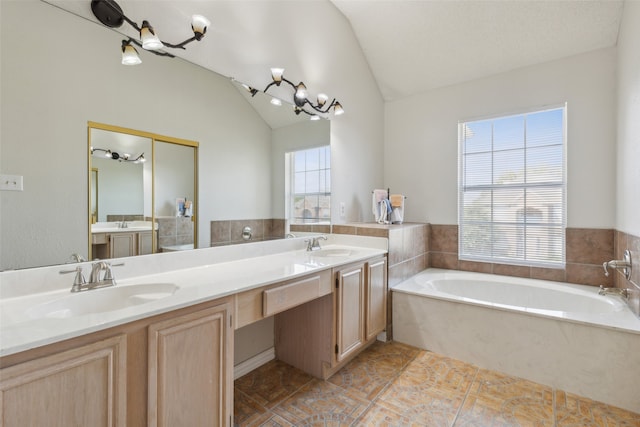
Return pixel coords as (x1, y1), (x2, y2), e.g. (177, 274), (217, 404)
(88, 122), (198, 261)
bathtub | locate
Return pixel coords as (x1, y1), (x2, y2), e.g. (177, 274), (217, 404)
(391, 269), (640, 413)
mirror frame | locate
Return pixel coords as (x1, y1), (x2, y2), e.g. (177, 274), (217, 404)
(87, 121), (199, 260)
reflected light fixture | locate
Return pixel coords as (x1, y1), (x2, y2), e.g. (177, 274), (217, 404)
(91, 147), (146, 163)
(90, 0), (211, 65)
(259, 67), (344, 119)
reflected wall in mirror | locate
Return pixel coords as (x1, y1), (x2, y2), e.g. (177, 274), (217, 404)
(88, 122), (198, 260)
(0, 0), (330, 271)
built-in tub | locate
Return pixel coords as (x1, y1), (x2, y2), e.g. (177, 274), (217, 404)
(392, 268), (640, 413)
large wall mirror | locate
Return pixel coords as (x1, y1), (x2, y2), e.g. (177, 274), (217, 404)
(0, 1), (329, 271)
(88, 122), (198, 260)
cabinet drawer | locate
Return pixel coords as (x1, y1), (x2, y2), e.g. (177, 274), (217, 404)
(92, 233), (108, 244)
(263, 270), (331, 317)
(235, 270), (331, 329)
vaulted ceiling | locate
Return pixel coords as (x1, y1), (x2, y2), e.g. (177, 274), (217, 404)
(45, 0), (625, 103)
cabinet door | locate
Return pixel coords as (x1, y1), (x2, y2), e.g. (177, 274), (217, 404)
(335, 263), (365, 363)
(137, 231), (154, 255)
(148, 303), (233, 427)
(366, 256), (387, 341)
(110, 232), (136, 258)
(0, 335), (127, 427)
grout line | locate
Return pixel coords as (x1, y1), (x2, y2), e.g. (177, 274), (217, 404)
(552, 388), (558, 427)
(450, 366), (479, 427)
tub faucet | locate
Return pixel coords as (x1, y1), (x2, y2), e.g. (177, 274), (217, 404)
(602, 250), (632, 280)
(598, 285), (629, 300)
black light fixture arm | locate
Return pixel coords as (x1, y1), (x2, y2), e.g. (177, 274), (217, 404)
(125, 38), (175, 58)
(92, 0), (210, 58)
(262, 76), (298, 94)
(263, 77), (339, 114)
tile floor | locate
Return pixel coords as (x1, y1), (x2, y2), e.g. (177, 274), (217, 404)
(234, 341), (640, 426)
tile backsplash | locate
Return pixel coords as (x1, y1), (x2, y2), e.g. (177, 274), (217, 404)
(210, 219), (285, 246)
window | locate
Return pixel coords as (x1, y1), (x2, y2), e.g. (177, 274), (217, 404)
(458, 105), (566, 267)
(287, 146), (331, 224)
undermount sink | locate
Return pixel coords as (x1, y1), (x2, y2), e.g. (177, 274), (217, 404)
(25, 283), (179, 320)
(311, 248), (353, 257)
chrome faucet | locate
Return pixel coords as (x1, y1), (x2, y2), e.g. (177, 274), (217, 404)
(305, 235), (328, 251)
(119, 218), (128, 228)
(60, 261), (124, 292)
(599, 285), (629, 300)
(602, 250), (632, 280)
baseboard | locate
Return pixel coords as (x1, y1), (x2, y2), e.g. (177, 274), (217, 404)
(233, 347), (275, 379)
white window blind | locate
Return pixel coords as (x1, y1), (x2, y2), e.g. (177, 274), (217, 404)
(458, 105), (566, 267)
(289, 146), (331, 224)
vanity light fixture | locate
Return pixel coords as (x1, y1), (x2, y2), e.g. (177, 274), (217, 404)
(91, 147), (146, 163)
(259, 68), (344, 119)
(90, 0), (211, 65)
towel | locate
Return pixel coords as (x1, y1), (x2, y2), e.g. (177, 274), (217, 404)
(390, 194), (404, 208)
(373, 189), (387, 203)
(390, 194), (405, 224)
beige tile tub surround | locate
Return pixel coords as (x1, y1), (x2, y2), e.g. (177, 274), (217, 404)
(429, 224), (617, 287)
(157, 216), (194, 249)
(334, 223), (620, 287)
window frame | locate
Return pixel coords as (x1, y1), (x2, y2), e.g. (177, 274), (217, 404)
(457, 103), (567, 268)
(286, 145), (331, 225)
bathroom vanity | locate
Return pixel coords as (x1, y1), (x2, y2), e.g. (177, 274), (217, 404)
(91, 221), (158, 259)
(0, 235), (387, 426)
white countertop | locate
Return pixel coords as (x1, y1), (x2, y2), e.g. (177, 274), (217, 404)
(91, 221), (158, 234)
(0, 235), (387, 357)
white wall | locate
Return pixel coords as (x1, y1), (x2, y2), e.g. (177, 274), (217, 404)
(0, 1), (271, 269)
(0, 0), (385, 270)
(92, 157), (145, 222)
(616, 1), (640, 237)
(384, 48), (617, 228)
(155, 142), (195, 217)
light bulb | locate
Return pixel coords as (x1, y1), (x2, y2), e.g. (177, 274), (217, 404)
(295, 82), (307, 100)
(310, 115), (320, 121)
(191, 15), (210, 38)
(270, 68), (284, 84)
(121, 41), (141, 65)
(317, 93), (328, 107)
(333, 102), (344, 116)
(140, 21), (163, 50)
(270, 97), (282, 106)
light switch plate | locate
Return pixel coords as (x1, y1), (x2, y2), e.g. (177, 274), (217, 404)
(0, 174), (24, 191)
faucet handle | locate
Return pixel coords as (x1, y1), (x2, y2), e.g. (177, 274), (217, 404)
(60, 266), (86, 291)
(103, 262), (125, 284)
(602, 261), (610, 277)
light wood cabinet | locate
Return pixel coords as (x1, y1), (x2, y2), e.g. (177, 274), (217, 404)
(0, 335), (127, 427)
(235, 270), (331, 329)
(138, 231), (155, 255)
(92, 231), (158, 259)
(148, 303), (233, 427)
(110, 232), (136, 258)
(365, 256), (387, 341)
(1, 297), (233, 427)
(334, 262), (366, 362)
(275, 256), (388, 379)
